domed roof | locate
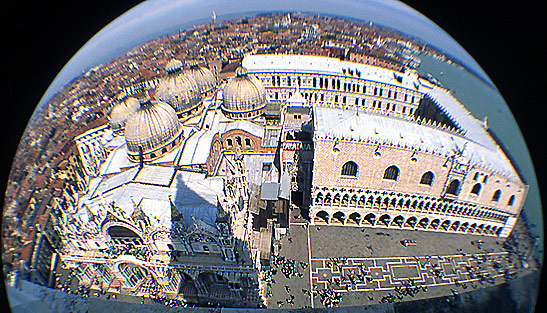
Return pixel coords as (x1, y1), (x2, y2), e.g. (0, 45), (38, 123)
(109, 95), (140, 132)
(165, 59), (183, 73)
(222, 67), (267, 114)
(155, 59), (202, 114)
(188, 61), (216, 94)
(124, 96), (182, 154)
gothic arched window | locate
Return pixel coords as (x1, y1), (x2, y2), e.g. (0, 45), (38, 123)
(419, 171), (434, 186)
(470, 183), (482, 195)
(383, 165), (400, 181)
(341, 161), (358, 177)
(507, 195), (515, 206)
(446, 179), (460, 195)
(492, 189), (501, 202)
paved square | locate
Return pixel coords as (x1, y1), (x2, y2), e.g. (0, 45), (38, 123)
(391, 264), (420, 280)
(264, 222), (527, 309)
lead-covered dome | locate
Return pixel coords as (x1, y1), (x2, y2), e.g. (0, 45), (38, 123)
(124, 96), (183, 161)
(188, 61), (216, 95)
(222, 67), (267, 119)
(155, 59), (202, 115)
(109, 94), (140, 133)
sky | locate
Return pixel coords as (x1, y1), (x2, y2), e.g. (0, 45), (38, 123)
(36, 0), (491, 113)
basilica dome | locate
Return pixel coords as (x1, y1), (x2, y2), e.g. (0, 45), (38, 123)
(124, 96), (183, 161)
(155, 59), (202, 115)
(222, 67), (267, 119)
(109, 94), (140, 133)
(188, 61), (216, 95)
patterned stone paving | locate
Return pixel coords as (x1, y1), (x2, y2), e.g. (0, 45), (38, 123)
(311, 251), (515, 293)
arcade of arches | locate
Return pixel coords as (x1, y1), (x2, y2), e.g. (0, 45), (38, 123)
(310, 187), (512, 237)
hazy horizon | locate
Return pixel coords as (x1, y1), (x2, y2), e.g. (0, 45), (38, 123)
(34, 0), (493, 115)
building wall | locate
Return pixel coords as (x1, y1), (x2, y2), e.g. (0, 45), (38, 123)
(310, 138), (525, 237)
(312, 138), (525, 213)
(252, 71), (423, 121)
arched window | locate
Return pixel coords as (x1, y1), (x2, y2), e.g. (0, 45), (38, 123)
(226, 138), (233, 147)
(492, 189), (501, 202)
(383, 165), (400, 181)
(507, 195), (515, 206)
(446, 179), (460, 195)
(470, 183), (482, 195)
(235, 136), (242, 146)
(341, 161), (358, 177)
(244, 138), (251, 147)
(419, 171), (434, 186)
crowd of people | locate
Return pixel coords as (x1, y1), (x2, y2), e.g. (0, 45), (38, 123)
(317, 287), (343, 308)
(271, 254), (307, 279)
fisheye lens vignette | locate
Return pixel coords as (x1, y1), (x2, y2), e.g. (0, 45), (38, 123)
(3, 1), (543, 312)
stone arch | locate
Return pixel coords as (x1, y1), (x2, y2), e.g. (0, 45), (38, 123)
(342, 194), (350, 206)
(429, 219), (440, 230)
(390, 198), (397, 208)
(446, 179), (461, 195)
(450, 221), (460, 231)
(382, 197), (390, 208)
(442, 203), (449, 213)
(459, 222), (469, 232)
(333, 193), (341, 206)
(419, 171), (435, 186)
(440, 220), (451, 231)
(117, 262), (155, 289)
(495, 227), (503, 236)
(469, 223), (478, 233)
(332, 211), (346, 224)
(341, 161), (359, 177)
(484, 225), (492, 233)
(418, 217), (430, 229)
(350, 194), (358, 207)
(404, 216), (417, 228)
(324, 193), (332, 206)
(363, 213), (377, 226)
(374, 196), (382, 208)
(105, 223), (146, 247)
(348, 212), (362, 225)
(507, 195), (515, 206)
(178, 271), (197, 296)
(477, 224), (485, 234)
(358, 195), (366, 207)
(396, 198), (404, 208)
(315, 192), (324, 205)
(366, 195), (374, 207)
(470, 183), (482, 195)
(404, 199), (412, 209)
(314, 210), (330, 224)
(379, 214), (391, 227)
(383, 165), (400, 181)
(392, 215), (405, 228)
